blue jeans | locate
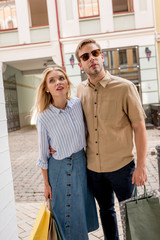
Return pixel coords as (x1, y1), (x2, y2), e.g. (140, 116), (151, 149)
(87, 160), (135, 240)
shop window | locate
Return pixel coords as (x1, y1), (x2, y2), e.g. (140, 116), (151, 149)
(112, 0), (134, 13)
(78, 0), (99, 18)
(103, 46), (141, 95)
(28, 0), (49, 27)
(119, 49), (127, 66)
(0, 0), (17, 30)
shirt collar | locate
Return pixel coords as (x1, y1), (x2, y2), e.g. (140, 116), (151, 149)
(49, 99), (73, 114)
(99, 71), (112, 88)
(85, 71), (112, 88)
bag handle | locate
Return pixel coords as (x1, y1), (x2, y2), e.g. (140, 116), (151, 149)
(132, 185), (148, 203)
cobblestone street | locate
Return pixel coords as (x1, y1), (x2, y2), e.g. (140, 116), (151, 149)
(8, 126), (160, 240)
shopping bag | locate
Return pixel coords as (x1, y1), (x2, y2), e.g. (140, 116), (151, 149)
(48, 203), (62, 240)
(29, 203), (50, 240)
(120, 186), (160, 240)
(48, 213), (62, 240)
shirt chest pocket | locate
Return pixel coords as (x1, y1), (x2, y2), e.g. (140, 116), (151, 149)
(99, 100), (117, 121)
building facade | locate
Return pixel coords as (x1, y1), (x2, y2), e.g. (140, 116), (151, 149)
(154, 0), (160, 94)
(0, 0), (159, 237)
(0, 0), (159, 127)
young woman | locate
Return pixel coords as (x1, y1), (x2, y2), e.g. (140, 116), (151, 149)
(34, 66), (98, 240)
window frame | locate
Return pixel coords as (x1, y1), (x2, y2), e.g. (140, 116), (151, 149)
(112, 0), (134, 15)
(102, 45), (142, 99)
(0, 0), (17, 31)
(77, 0), (100, 19)
(27, 0), (49, 28)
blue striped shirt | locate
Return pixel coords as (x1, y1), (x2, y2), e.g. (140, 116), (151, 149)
(36, 97), (86, 169)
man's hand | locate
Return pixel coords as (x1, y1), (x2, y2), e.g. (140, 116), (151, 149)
(132, 120), (147, 186)
(49, 144), (56, 157)
(132, 166), (147, 186)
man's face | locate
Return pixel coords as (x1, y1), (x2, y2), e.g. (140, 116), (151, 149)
(78, 43), (104, 77)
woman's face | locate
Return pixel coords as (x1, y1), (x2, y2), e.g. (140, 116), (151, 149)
(45, 70), (69, 99)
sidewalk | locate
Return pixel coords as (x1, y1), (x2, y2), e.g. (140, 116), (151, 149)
(8, 126), (160, 240)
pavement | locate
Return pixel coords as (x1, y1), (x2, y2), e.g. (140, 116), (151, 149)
(8, 126), (160, 240)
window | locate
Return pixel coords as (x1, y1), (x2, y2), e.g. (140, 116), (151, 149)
(78, 0), (99, 18)
(112, 0), (134, 13)
(119, 49), (127, 66)
(28, 0), (49, 27)
(0, 0), (17, 30)
(103, 46), (141, 95)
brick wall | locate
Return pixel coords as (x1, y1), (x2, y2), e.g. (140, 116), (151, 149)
(0, 63), (18, 240)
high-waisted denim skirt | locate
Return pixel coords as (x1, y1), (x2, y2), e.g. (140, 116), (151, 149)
(48, 149), (99, 240)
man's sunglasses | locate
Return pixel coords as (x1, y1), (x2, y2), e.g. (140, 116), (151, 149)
(79, 49), (101, 61)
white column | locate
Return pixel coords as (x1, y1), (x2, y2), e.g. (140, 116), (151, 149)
(46, 0), (59, 42)
(46, 0), (62, 66)
(0, 62), (18, 240)
(15, 0), (31, 44)
(99, 0), (114, 33)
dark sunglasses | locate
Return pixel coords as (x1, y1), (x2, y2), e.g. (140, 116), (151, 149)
(79, 49), (101, 61)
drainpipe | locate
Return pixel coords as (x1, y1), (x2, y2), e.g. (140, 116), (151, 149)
(55, 0), (65, 70)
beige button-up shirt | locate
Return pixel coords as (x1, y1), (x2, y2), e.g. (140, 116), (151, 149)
(77, 71), (146, 172)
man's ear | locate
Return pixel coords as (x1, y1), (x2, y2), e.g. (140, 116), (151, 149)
(78, 62), (83, 70)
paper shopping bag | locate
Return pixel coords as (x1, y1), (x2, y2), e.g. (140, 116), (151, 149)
(120, 187), (160, 240)
(48, 214), (62, 240)
(119, 189), (160, 240)
(29, 203), (50, 240)
(126, 196), (160, 240)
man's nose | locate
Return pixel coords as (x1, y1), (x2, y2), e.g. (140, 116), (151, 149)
(90, 54), (95, 61)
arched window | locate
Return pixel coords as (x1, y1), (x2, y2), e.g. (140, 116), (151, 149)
(0, 0), (17, 30)
(78, 0), (99, 18)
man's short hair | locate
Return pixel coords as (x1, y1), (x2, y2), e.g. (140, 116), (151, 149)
(75, 38), (102, 62)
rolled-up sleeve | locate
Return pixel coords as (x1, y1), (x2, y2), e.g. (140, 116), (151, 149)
(123, 84), (146, 123)
(36, 118), (49, 169)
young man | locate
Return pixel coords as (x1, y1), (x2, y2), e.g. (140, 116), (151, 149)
(75, 39), (147, 240)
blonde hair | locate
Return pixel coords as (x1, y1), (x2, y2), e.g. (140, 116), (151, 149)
(75, 38), (102, 62)
(33, 66), (71, 115)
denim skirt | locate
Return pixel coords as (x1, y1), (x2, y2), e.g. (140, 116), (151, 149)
(48, 149), (99, 240)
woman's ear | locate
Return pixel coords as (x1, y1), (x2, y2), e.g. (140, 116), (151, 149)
(45, 86), (49, 93)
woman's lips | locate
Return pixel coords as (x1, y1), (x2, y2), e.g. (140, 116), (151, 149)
(56, 86), (64, 91)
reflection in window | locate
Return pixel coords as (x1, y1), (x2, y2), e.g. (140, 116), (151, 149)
(112, 0), (134, 13)
(103, 46), (140, 91)
(0, 0), (17, 30)
(119, 49), (127, 66)
(133, 48), (137, 65)
(78, 0), (99, 18)
(28, 0), (49, 27)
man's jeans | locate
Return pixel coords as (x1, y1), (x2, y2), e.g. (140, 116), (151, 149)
(87, 160), (135, 240)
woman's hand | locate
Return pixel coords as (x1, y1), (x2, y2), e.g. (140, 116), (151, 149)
(44, 183), (52, 201)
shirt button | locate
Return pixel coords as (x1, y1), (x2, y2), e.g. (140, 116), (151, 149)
(94, 102), (97, 104)
(94, 89), (97, 92)
(66, 204), (70, 207)
(95, 141), (98, 144)
(66, 225), (70, 228)
(95, 129), (97, 131)
(96, 153), (99, 155)
(67, 173), (71, 176)
(67, 194), (71, 197)
(94, 116), (97, 118)
(66, 215), (70, 218)
(67, 184), (71, 186)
